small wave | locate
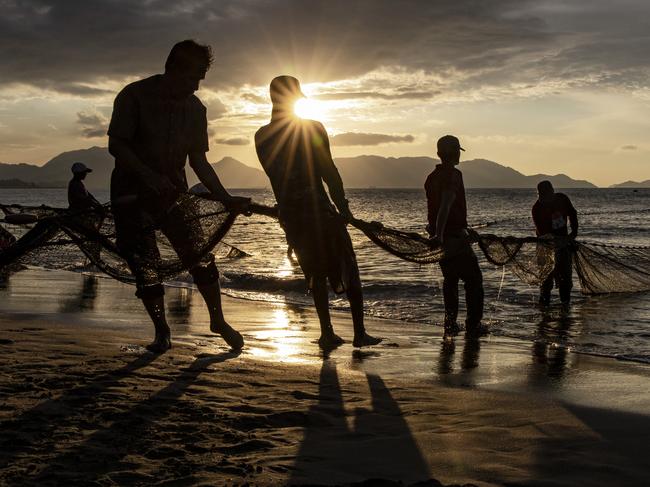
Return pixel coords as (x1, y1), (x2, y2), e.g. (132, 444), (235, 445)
(222, 272), (307, 293)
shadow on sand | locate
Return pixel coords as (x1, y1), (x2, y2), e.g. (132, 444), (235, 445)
(289, 359), (437, 486)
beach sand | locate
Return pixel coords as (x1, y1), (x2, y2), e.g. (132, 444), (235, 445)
(1, 269), (650, 486)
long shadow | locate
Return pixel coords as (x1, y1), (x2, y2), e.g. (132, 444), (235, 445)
(15, 352), (238, 485)
(289, 360), (432, 485)
(0, 352), (158, 471)
(522, 404), (650, 485)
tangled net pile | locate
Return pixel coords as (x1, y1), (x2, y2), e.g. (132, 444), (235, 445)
(1, 194), (649, 295)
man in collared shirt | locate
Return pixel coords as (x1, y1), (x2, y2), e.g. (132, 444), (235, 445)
(426, 135), (485, 336)
(532, 180), (578, 306)
(108, 40), (249, 353)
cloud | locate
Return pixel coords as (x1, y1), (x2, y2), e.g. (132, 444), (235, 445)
(330, 132), (415, 146)
(315, 91), (434, 101)
(214, 136), (249, 146)
(2, 0), (650, 100)
(621, 145), (638, 150)
(76, 111), (108, 138)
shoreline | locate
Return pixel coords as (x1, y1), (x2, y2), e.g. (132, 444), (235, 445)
(1, 268), (650, 485)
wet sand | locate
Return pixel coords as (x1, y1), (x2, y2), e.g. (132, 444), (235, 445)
(1, 269), (650, 486)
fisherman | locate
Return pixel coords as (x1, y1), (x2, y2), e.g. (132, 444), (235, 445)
(532, 180), (578, 306)
(254, 75), (381, 349)
(425, 135), (485, 336)
(67, 162), (103, 212)
(66, 162), (106, 264)
(107, 40), (250, 353)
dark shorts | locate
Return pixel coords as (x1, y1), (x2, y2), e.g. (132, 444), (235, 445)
(113, 194), (218, 298)
(281, 205), (359, 294)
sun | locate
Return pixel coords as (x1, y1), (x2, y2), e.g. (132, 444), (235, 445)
(294, 98), (328, 121)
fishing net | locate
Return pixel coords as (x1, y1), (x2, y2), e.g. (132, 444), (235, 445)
(1, 195), (649, 295)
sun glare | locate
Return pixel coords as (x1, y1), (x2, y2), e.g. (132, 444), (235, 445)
(294, 98), (327, 121)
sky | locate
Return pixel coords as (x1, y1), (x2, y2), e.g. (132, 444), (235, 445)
(1, 0), (649, 186)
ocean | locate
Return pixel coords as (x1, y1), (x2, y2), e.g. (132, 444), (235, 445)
(1, 187), (649, 363)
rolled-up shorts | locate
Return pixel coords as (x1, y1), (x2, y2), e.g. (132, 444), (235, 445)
(113, 193), (219, 298)
(281, 204), (360, 294)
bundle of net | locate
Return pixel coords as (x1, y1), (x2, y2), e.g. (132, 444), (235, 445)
(0, 195), (239, 283)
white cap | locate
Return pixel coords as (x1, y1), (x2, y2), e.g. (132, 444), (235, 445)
(71, 162), (92, 174)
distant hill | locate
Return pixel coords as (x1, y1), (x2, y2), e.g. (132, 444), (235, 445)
(0, 147), (598, 189)
(610, 180), (650, 188)
(0, 179), (38, 188)
(0, 148), (268, 190)
(334, 155), (597, 188)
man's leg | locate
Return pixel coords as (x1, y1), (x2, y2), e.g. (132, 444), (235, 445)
(540, 273), (553, 307)
(312, 276), (344, 348)
(462, 254), (485, 332)
(115, 208), (170, 352)
(196, 280), (244, 350)
(556, 247), (573, 305)
(439, 260), (460, 331)
(346, 280), (382, 347)
(139, 287), (171, 353)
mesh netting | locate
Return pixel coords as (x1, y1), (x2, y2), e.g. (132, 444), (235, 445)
(1, 195), (649, 295)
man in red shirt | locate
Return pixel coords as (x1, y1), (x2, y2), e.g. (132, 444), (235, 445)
(532, 180), (579, 306)
(425, 135), (485, 336)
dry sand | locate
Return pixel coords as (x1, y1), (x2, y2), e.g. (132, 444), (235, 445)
(1, 270), (650, 486)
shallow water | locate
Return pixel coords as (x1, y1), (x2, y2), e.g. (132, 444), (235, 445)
(1, 187), (649, 363)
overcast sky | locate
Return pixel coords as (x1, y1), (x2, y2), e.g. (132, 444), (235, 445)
(1, 0), (649, 185)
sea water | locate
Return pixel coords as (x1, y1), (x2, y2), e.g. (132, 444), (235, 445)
(1, 187), (649, 363)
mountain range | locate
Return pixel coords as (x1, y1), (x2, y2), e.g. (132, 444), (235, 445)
(0, 146), (635, 190)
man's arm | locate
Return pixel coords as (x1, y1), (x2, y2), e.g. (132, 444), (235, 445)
(313, 123), (352, 219)
(567, 203), (578, 238)
(188, 151), (233, 201)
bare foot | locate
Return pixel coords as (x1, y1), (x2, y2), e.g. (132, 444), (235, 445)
(318, 332), (344, 350)
(352, 332), (383, 348)
(211, 322), (244, 350)
(146, 334), (172, 353)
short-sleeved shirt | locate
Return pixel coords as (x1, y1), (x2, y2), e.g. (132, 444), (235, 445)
(424, 164), (468, 236)
(532, 193), (576, 236)
(107, 74), (209, 203)
(68, 178), (94, 210)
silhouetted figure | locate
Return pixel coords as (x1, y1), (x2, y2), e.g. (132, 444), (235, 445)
(255, 75), (381, 349)
(68, 162), (104, 263)
(426, 135), (485, 336)
(107, 40), (249, 353)
(532, 180), (578, 306)
(67, 162), (102, 212)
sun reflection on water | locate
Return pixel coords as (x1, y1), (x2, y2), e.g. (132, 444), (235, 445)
(247, 306), (310, 363)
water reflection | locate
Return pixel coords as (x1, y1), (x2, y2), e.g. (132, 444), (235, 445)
(58, 275), (98, 313)
(246, 303), (312, 363)
(528, 309), (575, 386)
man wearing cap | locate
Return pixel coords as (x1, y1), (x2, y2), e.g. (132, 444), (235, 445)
(107, 40), (249, 353)
(255, 75), (381, 349)
(425, 135), (485, 336)
(68, 162), (103, 212)
(532, 180), (578, 306)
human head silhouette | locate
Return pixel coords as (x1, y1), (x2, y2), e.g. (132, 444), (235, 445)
(537, 180), (555, 200)
(437, 135), (464, 165)
(164, 40), (213, 98)
(269, 75), (305, 112)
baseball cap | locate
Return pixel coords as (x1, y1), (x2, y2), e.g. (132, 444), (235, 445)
(437, 135), (465, 152)
(71, 162), (92, 174)
(270, 75), (305, 102)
